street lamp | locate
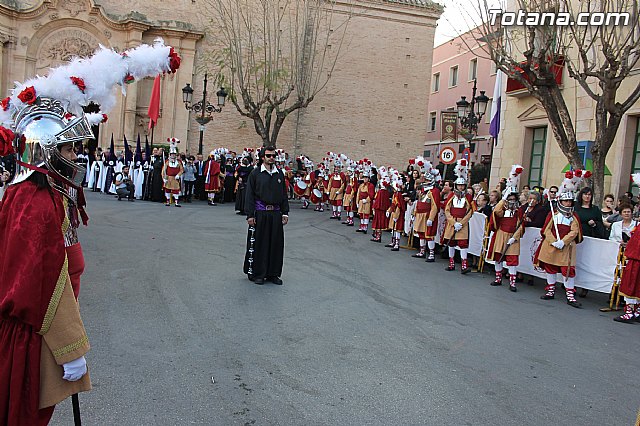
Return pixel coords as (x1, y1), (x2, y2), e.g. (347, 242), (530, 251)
(182, 73), (228, 155)
(456, 79), (489, 145)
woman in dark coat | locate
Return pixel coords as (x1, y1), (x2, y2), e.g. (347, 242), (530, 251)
(235, 157), (253, 214)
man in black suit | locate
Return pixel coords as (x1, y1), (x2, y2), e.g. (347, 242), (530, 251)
(194, 153), (206, 201)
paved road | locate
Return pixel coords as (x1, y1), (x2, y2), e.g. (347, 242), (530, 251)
(50, 192), (638, 425)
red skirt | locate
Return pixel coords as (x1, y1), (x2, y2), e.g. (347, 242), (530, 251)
(372, 209), (388, 230)
(620, 259), (640, 299)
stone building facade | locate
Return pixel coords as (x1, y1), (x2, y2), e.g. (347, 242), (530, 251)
(0, 0), (442, 169)
(490, 1), (640, 198)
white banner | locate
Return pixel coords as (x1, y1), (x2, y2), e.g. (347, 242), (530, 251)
(467, 212), (618, 293)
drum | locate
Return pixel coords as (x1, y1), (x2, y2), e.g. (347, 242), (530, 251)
(310, 188), (322, 204)
(294, 180), (307, 196)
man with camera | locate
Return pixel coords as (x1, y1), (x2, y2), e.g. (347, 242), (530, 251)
(115, 164), (135, 201)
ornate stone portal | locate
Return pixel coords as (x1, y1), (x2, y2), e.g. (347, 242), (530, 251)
(36, 28), (101, 72)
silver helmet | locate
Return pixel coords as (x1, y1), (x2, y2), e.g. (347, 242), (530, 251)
(11, 98), (93, 190)
(557, 191), (575, 217)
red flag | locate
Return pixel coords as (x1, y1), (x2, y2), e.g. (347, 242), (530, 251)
(147, 74), (161, 129)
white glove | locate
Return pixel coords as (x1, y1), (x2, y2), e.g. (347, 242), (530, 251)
(361, 199), (367, 204)
(63, 356), (87, 382)
(454, 222), (462, 232)
(427, 220), (433, 227)
(507, 237), (516, 245)
(175, 175), (181, 180)
(163, 179), (168, 184)
(551, 240), (565, 250)
(385, 211), (390, 218)
(410, 216), (415, 222)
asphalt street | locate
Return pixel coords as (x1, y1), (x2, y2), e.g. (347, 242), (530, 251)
(50, 191), (639, 426)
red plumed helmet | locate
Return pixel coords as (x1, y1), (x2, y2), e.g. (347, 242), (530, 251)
(409, 159), (415, 165)
(584, 171), (592, 178)
(327, 152), (331, 155)
(565, 171), (573, 178)
(575, 169), (583, 177)
(460, 159), (467, 166)
(417, 161), (424, 167)
(515, 167), (523, 174)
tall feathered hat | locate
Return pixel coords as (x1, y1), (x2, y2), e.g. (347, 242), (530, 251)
(297, 155), (313, 170)
(357, 158), (374, 177)
(167, 137), (180, 155)
(409, 156), (428, 174)
(378, 166), (391, 187)
(275, 149), (286, 163)
(453, 159), (469, 186)
(631, 173), (640, 188)
(389, 168), (403, 192)
(558, 169), (591, 201)
(1, 38), (180, 191)
(502, 164), (524, 198)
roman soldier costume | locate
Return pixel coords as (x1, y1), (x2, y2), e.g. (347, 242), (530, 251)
(162, 138), (183, 207)
(0, 39), (180, 424)
(204, 150), (222, 205)
(356, 160), (375, 234)
(370, 166), (392, 243)
(313, 165), (327, 212)
(341, 162), (358, 226)
(385, 171), (407, 251)
(409, 157), (441, 261)
(615, 173), (640, 322)
(487, 165), (525, 291)
(443, 159), (475, 274)
(299, 156), (315, 209)
(534, 169), (588, 308)
(327, 152), (347, 220)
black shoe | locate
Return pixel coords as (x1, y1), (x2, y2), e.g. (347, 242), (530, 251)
(577, 288), (589, 298)
(540, 294), (554, 300)
(412, 252), (425, 258)
(446, 265), (455, 271)
(247, 275), (254, 282)
(384, 242), (394, 248)
(490, 280), (503, 286)
(128, 198), (135, 202)
(567, 300), (582, 308)
(117, 196), (122, 201)
(461, 268), (471, 275)
(254, 278), (264, 285)
(509, 285), (517, 292)
(390, 247), (399, 252)
(175, 203), (182, 207)
(346, 223), (354, 227)
(270, 277), (283, 285)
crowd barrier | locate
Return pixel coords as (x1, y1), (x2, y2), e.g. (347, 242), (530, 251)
(466, 212), (617, 293)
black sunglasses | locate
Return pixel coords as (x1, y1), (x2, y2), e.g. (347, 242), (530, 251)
(264, 154), (276, 158)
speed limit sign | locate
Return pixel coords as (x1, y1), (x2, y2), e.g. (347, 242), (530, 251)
(440, 147), (457, 164)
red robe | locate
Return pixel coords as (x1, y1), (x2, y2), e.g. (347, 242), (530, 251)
(204, 159), (221, 192)
(0, 183), (66, 424)
(372, 188), (391, 230)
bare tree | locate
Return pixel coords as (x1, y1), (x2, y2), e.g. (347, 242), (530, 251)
(457, 0), (640, 203)
(201, 0), (351, 147)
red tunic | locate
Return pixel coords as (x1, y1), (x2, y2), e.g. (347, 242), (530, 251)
(204, 159), (221, 192)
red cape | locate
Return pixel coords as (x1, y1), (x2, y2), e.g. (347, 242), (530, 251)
(0, 181), (66, 424)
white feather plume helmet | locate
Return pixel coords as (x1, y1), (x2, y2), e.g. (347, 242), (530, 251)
(0, 38), (180, 127)
(558, 169), (592, 197)
(506, 164), (524, 190)
(275, 149), (286, 163)
(409, 156), (431, 174)
(357, 158), (374, 177)
(631, 173), (640, 188)
(453, 158), (469, 183)
(167, 137), (180, 154)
